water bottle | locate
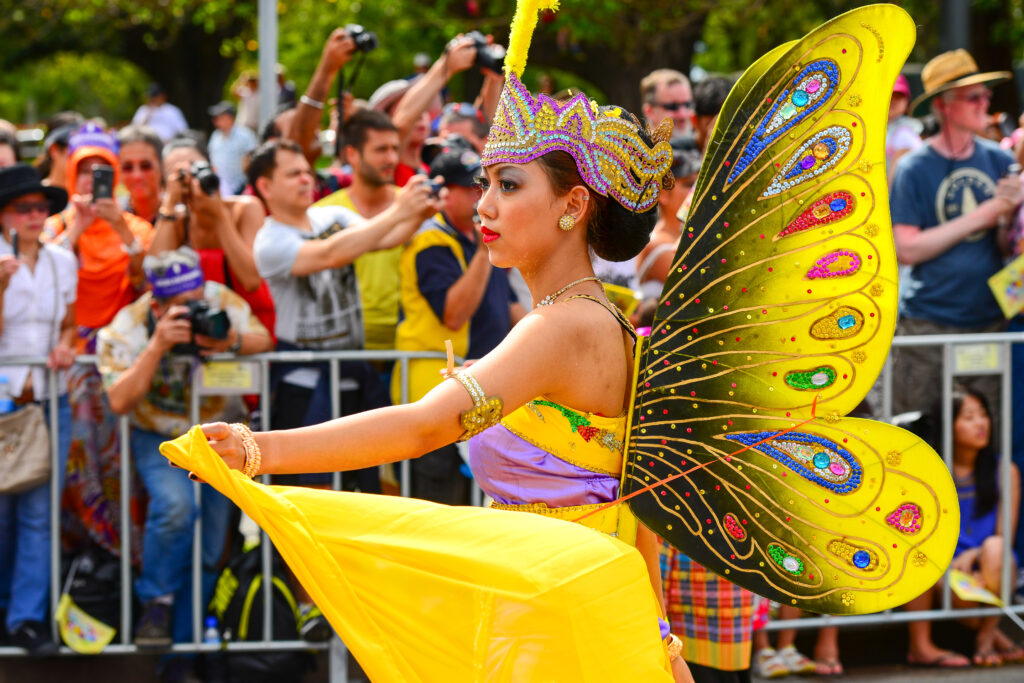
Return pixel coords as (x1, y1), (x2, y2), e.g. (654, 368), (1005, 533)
(202, 615), (227, 682)
(0, 375), (14, 414)
(203, 615), (221, 646)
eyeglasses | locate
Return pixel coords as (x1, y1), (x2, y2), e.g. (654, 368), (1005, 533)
(6, 201), (49, 215)
(122, 160), (156, 172)
(951, 90), (992, 104)
(653, 101), (693, 112)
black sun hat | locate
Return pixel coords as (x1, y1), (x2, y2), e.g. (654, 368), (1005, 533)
(0, 163), (68, 215)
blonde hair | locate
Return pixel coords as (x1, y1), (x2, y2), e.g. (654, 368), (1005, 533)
(640, 69), (690, 105)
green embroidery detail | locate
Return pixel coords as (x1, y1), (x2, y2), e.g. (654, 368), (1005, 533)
(533, 400), (591, 432)
(767, 543), (805, 575)
(784, 366), (837, 391)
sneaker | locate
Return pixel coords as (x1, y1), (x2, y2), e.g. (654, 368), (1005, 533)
(754, 647), (789, 679)
(9, 620), (59, 656)
(296, 603), (332, 642)
(135, 599), (173, 649)
(778, 644), (817, 675)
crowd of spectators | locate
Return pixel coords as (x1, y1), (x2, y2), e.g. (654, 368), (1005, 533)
(0, 23), (1023, 683)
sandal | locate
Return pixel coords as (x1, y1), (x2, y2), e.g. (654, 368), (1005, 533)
(906, 650), (971, 668)
(753, 647), (789, 679)
(813, 658), (844, 677)
(778, 644), (816, 675)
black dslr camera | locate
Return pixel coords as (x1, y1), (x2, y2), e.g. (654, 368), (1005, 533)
(190, 161), (220, 196)
(464, 31), (505, 73)
(171, 300), (231, 355)
(344, 24), (378, 53)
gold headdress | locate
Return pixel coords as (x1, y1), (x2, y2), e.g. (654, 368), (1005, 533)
(481, 1), (674, 212)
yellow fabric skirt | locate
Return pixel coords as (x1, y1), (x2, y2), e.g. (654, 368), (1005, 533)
(161, 427), (672, 682)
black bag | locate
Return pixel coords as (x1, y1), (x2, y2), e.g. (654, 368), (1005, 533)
(63, 546), (129, 639)
(207, 545), (313, 683)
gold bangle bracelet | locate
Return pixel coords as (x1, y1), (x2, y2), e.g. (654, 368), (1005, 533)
(232, 422), (262, 478)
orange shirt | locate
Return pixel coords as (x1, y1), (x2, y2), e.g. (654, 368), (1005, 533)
(45, 209), (154, 349)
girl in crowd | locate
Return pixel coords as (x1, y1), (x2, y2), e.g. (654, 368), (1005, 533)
(906, 386), (1022, 667)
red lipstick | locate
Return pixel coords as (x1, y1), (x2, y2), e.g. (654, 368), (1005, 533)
(481, 227), (499, 243)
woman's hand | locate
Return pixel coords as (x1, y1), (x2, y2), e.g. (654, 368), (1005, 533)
(0, 254), (19, 291)
(47, 342), (76, 370)
(949, 547), (981, 573)
(201, 422), (247, 472)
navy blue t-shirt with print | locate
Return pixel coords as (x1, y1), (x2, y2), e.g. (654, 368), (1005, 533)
(889, 137), (1012, 327)
(415, 215), (515, 359)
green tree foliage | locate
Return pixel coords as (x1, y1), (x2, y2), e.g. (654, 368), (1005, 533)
(0, 1), (1019, 131)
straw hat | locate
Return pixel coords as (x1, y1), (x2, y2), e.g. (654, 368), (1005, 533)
(910, 49), (1011, 115)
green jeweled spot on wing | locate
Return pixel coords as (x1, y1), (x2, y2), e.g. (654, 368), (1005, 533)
(767, 543), (805, 575)
(784, 366), (837, 391)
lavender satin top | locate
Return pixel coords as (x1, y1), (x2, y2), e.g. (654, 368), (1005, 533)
(467, 424), (620, 507)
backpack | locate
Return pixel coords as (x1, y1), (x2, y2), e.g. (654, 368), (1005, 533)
(207, 544), (313, 683)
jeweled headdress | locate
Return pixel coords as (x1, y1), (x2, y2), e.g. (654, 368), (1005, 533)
(481, 0), (674, 212)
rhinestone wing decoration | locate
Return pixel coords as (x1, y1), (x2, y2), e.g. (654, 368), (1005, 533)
(624, 4), (960, 615)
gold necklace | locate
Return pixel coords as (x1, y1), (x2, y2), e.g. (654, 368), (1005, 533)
(537, 276), (602, 306)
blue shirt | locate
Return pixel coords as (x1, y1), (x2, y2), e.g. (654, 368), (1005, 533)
(889, 138), (1012, 327)
(414, 215), (514, 359)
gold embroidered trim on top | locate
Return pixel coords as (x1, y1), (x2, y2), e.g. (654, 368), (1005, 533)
(490, 501), (619, 536)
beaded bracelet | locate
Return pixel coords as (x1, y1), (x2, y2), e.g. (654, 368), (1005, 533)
(665, 633), (683, 662)
(231, 422), (262, 478)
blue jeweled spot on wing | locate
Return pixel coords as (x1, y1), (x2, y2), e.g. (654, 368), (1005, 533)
(723, 430), (863, 494)
(726, 58), (840, 184)
(852, 550), (871, 569)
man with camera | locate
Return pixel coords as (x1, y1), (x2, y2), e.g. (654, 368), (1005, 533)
(150, 137), (276, 337)
(393, 137), (523, 503)
(315, 110), (406, 353)
(98, 246), (272, 647)
(383, 32), (505, 187)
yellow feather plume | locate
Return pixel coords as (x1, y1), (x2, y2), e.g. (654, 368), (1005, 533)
(504, 0), (560, 77)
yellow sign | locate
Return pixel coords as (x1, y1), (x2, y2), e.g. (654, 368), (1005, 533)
(200, 362), (257, 393)
(988, 253), (1024, 319)
(953, 344), (1001, 373)
(949, 569), (1002, 606)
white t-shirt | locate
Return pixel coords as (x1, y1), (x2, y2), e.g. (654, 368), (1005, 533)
(209, 125), (258, 195)
(131, 102), (189, 142)
(0, 241), (78, 399)
(254, 205), (365, 349)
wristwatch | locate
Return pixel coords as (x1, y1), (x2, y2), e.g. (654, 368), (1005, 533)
(121, 238), (143, 256)
(228, 334), (243, 354)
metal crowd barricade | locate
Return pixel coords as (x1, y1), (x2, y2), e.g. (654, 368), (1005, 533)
(0, 348), (456, 683)
(1, 334), (1021, 670)
(764, 330), (1024, 633)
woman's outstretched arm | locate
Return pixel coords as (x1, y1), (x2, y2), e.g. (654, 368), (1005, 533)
(201, 302), (615, 475)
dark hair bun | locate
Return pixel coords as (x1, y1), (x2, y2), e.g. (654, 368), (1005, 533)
(587, 192), (656, 261)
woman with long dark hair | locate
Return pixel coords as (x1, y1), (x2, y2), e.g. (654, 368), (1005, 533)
(906, 385), (1022, 667)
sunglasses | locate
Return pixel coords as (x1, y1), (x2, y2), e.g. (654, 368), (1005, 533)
(122, 160), (156, 172)
(7, 201), (50, 215)
(951, 90), (991, 104)
(653, 101), (693, 112)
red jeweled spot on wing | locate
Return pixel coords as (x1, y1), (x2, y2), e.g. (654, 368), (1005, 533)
(723, 513), (746, 541)
(778, 191), (855, 238)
